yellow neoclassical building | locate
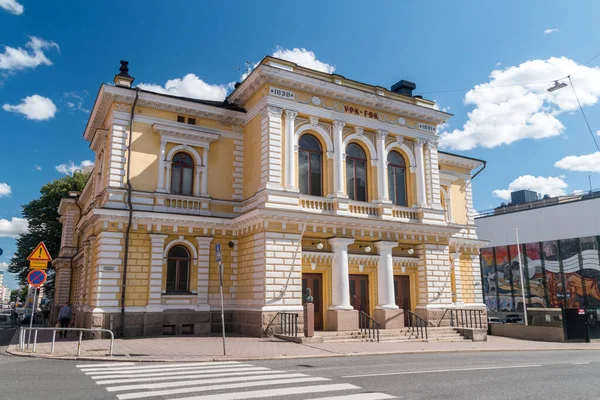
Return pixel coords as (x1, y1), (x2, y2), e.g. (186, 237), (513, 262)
(54, 58), (486, 337)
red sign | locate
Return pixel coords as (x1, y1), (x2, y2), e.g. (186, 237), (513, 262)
(344, 105), (379, 120)
(578, 309), (586, 315)
(27, 269), (47, 287)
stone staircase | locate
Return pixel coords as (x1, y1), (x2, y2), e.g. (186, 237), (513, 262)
(316, 327), (468, 343)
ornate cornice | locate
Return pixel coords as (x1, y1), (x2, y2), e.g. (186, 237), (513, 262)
(229, 64), (450, 125)
(438, 152), (484, 170)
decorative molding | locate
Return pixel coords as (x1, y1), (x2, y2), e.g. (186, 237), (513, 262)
(90, 129), (108, 153)
(153, 123), (219, 149)
(295, 123), (334, 155)
(166, 144), (203, 165)
(438, 152), (484, 170)
(309, 116), (319, 127)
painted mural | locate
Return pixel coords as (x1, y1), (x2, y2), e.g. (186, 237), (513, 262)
(481, 235), (600, 312)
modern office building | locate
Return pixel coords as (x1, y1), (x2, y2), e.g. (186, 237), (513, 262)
(54, 58), (486, 336)
(476, 190), (600, 312)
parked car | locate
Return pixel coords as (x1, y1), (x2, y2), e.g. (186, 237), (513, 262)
(487, 317), (504, 334)
(503, 317), (524, 324)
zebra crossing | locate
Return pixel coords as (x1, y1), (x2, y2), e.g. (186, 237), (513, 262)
(76, 360), (396, 399)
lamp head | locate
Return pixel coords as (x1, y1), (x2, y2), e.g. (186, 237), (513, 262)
(407, 248), (414, 255)
(316, 242), (324, 250)
(547, 80), (567, 92)
(364, 246), (372, 253)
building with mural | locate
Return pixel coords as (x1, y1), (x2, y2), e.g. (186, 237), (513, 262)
(54, 58), (486, 337)
(477, 190), (600, 313)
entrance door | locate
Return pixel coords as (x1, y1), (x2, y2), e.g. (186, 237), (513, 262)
(302, 273), (323, 330)
(349, 274), (370, 314)
(394, 275), (411, 325)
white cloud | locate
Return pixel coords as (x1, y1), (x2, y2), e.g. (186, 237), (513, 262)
(0, 261), (7, 270)
(34, 165), (41, 171)
(0, 217), (28, 238)
(3, 95), (57, 120)
(138, 74), (231, 101)
(555, 152), (600, 172)
(63, 91), (90, 113)
(544, 28), (560, 35)
(492, 175), (569, 200)
(0, 183), (11, 197)
(139, 47), (334, 101)
(242, 47), (335, 81)
(440, 57), (600, 150)
(55, 160), (93, 176)
(272, 47), (335, 74)
(0, 0), (23, 15)
(0, 36), (59, 71)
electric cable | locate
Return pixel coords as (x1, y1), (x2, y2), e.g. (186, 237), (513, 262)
(568, 75), (600, 152)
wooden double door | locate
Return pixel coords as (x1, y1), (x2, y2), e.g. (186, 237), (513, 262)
(394, 275), (411, 325)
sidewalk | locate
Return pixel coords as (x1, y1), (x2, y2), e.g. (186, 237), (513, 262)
(7, 329), (600, 362)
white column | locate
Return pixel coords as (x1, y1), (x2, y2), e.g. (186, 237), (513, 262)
(451, 251), (464, 305)
(193, 165), (201, 197)
(284, 110), (298, 191)
(414, 139), (427, 207)
(165, 161), (172, 193)
(333, 121), (346, 197)
(157, 140), (167, 192)
(147, 234), (168, 311)
(375, 241), (398, 309)
(200, 147), (209, 196)
(426, 140), (442, 208)
(376, 130), (389, 202)
(328, 238), (354, 310)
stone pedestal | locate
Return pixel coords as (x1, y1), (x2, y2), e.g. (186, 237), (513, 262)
(304, 303), (314, 337)
(326, 310), (358, 331)
(373, 309), (405, 329)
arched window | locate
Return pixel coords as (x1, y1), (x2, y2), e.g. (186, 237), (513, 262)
(346, 143), (367, 201)
(170, 152), (194, 196)
(387, 151), (407, 206)
(298, 134), (322, 196)
(166, 245), (190, 293)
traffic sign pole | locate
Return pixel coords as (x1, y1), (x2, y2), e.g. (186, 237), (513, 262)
(27, 287), (38, 348)
(215, 244), (226, 356)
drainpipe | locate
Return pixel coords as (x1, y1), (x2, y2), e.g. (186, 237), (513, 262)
(120, 88), (140, 337)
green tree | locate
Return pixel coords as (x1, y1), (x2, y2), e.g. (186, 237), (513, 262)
(8, 173), (89, 297)
(10, 289), (20, 301)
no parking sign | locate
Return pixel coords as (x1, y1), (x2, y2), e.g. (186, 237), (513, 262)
(27, 269), (47, 287)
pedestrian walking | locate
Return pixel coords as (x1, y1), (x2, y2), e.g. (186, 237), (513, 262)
(10, 308), (17, 328)
(42, 307), (50, 327)
(58, 302), (72, 338)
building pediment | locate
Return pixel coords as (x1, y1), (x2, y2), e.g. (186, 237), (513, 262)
(153, 123), (220, 148)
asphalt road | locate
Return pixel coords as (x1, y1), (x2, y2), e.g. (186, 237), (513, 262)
(1, 326), (600, 400)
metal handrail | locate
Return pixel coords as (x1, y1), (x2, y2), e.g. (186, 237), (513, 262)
(405, 310), (428, 340)
(449, 309), (484, 329)
(277, 312), (298, 338)
(18, 327), (114, 356)
(359, 310), (380, 342)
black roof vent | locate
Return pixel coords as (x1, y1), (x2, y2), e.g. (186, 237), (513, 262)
(391, 80), (416, 96)
(114, 60), (135, 88)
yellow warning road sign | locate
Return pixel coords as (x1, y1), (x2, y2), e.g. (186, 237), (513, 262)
(27, 242), (52, 261)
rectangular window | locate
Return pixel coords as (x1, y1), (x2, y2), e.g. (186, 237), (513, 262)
(187, 118), (196, 125)
(182, 167), (193, 196)
(395, 168), (407, 206)
(356, 161), (366, 202)
(310, 152), (322, 196)
(299, 151), (309, 194)
(177, 115), (185, 123)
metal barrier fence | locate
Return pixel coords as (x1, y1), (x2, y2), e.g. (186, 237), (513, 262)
(18, 327), (114, 356)
(406, 310), (428, 340)
(278, 312), (299, 337)
(450, 309), (484, 329)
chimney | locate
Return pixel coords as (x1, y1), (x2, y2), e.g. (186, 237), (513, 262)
(391, 80), (416, 97)
(113, 60), (135, 88)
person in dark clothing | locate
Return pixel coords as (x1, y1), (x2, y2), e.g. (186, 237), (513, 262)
(57, 302), (72, 338)
(42, 308), (50, 327)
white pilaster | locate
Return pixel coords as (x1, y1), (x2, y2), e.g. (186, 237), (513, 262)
(376, 130), (390, 202)
(328, 237), (354, 310)
(147, 234), (168, 311)
(414, 139), (427, 207)
(108, 117), (129, 189)
(451, 251), (464, 305)
(201, 147), (209, 196)
(260, 106), (284, 191)
(194, 165), (202, 197)
(157, 139), (167, 192)
(375, 241), (398, 309)
(333, 121), (346, 197)
(284, 110), (298, 192)
(165, 161), (172, 193)
(426, 140), (442, 209)
(195, 236), (213, 311)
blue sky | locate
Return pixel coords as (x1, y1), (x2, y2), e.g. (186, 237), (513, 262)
(2, 0), (600, 288)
